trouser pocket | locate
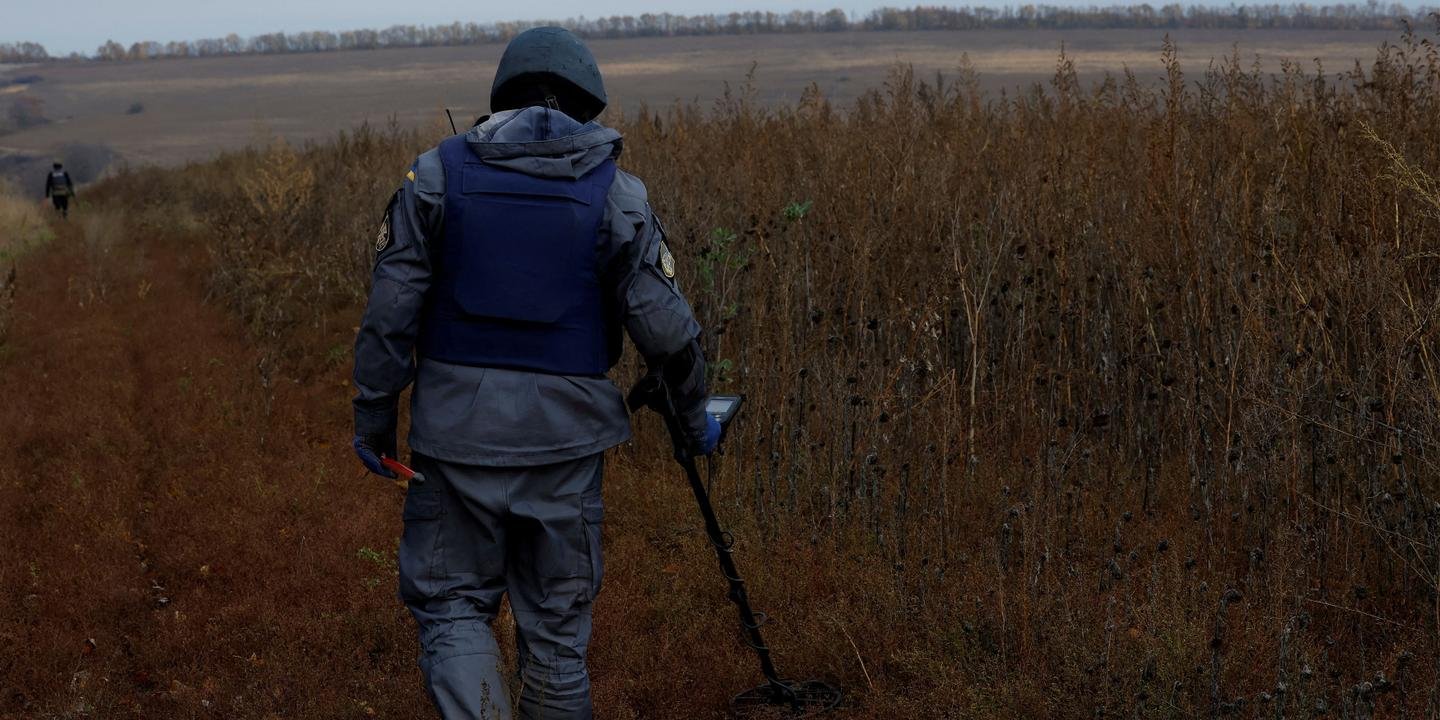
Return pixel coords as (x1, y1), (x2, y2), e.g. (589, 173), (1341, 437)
(580, 485), (604, 602)
(399, 479), (445, 603)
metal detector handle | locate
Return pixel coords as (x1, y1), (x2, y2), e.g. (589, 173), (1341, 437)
(626, 372), (692, 461)
(627, 373), (745, 458)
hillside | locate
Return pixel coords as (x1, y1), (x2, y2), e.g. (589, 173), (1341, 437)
(0, 27), (1406, 184)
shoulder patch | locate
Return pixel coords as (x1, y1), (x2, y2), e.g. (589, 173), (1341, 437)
(375, 193), (397, 253)
(659, 241), (676, 278)
(375, 215), (391, 252)
(406, 169), (416, 183)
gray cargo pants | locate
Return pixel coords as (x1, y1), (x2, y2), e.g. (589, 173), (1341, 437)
(400, 453), (605, 719)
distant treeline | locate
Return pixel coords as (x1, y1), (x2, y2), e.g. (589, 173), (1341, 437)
(0, 43), (50, 63)
(3, 4), (1436, 63)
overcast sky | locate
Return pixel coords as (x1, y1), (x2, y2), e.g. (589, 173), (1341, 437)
(5, 1), (898, 55)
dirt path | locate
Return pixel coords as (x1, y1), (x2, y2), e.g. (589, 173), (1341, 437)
(0, 214), (836, 718)
(0, 215), (437, 717)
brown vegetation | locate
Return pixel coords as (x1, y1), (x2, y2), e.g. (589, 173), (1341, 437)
(6, 21), (1440, 719)
(0, 179), (51, 343)
(0, 179), (52, 259)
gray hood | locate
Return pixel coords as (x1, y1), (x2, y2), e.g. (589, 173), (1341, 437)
(465, 107), (622, 179)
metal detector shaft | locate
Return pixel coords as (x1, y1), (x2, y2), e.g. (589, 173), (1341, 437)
(676, 453), (785, 687)
(629, 372), (841, 714)
(639, 375), (786, 689)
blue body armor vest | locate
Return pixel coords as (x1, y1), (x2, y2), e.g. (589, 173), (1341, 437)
(418, 135), (621, 375)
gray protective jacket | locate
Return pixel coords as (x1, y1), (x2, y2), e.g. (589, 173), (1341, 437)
(353, 107), (709, 466)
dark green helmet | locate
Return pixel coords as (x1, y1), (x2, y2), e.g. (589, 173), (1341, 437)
(490, 27), (607, 122)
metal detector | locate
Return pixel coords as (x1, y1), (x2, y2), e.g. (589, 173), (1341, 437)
(628, 373), (843, 717)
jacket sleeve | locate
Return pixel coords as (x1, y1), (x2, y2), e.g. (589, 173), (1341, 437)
(351, 153), (442, 436)
(43, 174), (50, 197)
(604, 175), (710, 446)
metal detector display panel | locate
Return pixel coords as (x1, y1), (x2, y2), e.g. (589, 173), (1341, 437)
(706, 395), (743, 426)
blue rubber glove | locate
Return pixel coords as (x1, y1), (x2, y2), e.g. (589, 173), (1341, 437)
(353, 433), (398, 478)
(697, 414), (723, 456)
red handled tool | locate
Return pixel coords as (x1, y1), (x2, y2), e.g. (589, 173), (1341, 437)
(381, 457), (426, 483)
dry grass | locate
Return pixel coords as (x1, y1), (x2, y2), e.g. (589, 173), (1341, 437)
(0, 178), (52, 258)
(0, 178), (52, 343)
(14, 21), (1440, 718)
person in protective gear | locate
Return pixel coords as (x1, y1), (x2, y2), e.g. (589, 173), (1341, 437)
(43, 162), (74, 219)
(350, 26), (718, 720)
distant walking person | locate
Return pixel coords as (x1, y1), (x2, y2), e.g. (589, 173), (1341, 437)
(43, 162), (74, 219)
